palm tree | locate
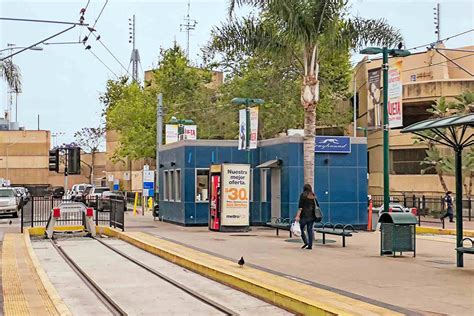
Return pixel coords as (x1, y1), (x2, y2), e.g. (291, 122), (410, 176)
(209, 0), (402, 186)
(1, 59), (21, 92)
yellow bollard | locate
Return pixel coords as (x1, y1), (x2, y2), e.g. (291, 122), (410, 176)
(133, 192), (138, 216)
(148, 197), (153, 209)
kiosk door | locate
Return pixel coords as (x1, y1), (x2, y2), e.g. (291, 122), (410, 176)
(209, 165), (222, 231)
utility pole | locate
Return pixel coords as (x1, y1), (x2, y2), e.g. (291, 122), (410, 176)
(129, 14), (140, 82)
(180, 0), (197, 59)
(434, 3), (441, 42)
(156, 94), (163, 200)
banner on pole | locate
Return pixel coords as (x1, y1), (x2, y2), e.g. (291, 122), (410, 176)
(249, 106), (259, 149)
(238, 109), (247, 150)
(183, 125), (197, 140)
(388, 60), (403, 128)
(165, 124), (179, 144)
(367, 68), (382, 128)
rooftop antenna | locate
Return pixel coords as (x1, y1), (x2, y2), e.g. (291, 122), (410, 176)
(434, 3), (441, 43)
(180, 0), (197, 59)
(128, 14), (141, 82)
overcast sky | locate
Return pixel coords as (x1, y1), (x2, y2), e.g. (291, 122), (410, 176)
(1, 0), (473, 146)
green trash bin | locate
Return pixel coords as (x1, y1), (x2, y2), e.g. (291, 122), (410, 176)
(379, 212), (417, 257)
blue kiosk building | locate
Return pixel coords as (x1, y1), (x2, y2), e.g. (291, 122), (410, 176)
(158, 136), (368, 228)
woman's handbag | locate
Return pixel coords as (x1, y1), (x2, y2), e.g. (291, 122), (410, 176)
(314, 198), (323, 222)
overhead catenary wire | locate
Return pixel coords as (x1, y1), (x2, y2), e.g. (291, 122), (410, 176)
(406, 28), (474, 51)
(91, 32), (132, 77)
(402, 52), (474, 73)
(87, 49), (119, 78)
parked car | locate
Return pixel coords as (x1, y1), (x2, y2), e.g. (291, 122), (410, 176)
(0, 188), (20, 217)
(374, 203), (417, 218)
(13, 187), (30, 208)
(85, 187), (110, 207)
(45, 186), (65, 199)
(72, 184), (93, 202)
(97, 191), (126, 212)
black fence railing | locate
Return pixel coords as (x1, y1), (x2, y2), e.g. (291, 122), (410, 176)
(20, 196), (125, 233)
(371, 194), (472, 228)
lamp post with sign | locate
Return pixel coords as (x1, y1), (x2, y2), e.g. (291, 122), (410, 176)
(359, 46), (411, 215)
(231, 98), (264, 163)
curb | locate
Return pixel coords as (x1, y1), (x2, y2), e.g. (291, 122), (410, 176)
(104, 228), (402, 316)
(24, 229), (73, 316)
(416, 226), (474, 237)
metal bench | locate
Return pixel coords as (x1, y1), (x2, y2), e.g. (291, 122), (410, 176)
(314, 223), (355, 247)
(266, 217), (293, 237)
(456, 237), (474, 255)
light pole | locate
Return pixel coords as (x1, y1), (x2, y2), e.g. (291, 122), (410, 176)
(353, 59), (371, 137)
(231, 98), (264, 164)
(359, 46), (410, 216)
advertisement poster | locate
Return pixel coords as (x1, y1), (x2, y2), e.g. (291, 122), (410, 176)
(249, 106), (259, 149)
(183, 125), (197, 140)
(388, 60), (403, 128)
(238, 109), (247, 150)
(220, 164), (250, 226)
(165, 124), (179, 144)
(367, 68), (381, 127)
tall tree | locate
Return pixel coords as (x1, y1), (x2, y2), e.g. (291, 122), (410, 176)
(74, 127), (106, 184)
(209, 0), (402, 187)
(0, 59), (21, 92)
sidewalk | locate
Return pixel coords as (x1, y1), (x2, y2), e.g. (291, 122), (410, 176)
(124, 212), (474, 315)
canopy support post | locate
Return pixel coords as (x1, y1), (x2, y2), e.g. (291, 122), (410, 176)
(455, 147), (464, 267)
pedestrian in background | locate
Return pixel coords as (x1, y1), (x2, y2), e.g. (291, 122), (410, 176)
(441, 191), (454, 223)
(295, 184), (319, 250)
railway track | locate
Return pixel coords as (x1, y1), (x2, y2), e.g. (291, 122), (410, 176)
(51, 237), (238, 316)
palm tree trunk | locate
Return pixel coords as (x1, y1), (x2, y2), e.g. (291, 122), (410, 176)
(301, 72), (319, 188)
(438, 172), (449, 193)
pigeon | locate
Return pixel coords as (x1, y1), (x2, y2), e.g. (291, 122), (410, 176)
(79, 8), (86, 14)
(397, 42), (403, 50)
(85, 45), (91, 50)
(9, 220), (12, 225)
(96, 35), (101, 41)
(82, 36), (88, 43)
(238, 256), (245, 268)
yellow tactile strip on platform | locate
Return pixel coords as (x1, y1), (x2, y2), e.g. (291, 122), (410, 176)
(2, 234), (58, 316)
(110, 229), (403, 316)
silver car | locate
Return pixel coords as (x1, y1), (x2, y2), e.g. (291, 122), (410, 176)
(0, 188), (20, 217)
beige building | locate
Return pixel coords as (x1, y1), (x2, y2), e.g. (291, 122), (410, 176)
(352, 44), (474, 196)
(0, 130), (105, 193)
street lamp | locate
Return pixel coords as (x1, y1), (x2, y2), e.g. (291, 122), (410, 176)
(231, 98), (264, 164)
(359, 46), (411, 218)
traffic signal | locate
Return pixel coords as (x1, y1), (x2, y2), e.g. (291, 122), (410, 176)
(48, 149), (59, 172)
(67, 147), (81, 175)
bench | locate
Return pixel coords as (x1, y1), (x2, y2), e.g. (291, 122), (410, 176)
(456, 237), (474, 255)
(314, 223), (354, 247)
(266, 217), (293, 237)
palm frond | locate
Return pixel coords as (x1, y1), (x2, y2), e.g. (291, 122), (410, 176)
(343, 17), (403, 50)
(1, 59), (22, 92)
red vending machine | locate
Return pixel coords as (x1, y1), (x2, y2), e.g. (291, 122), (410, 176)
(209, 164), (250, 232)
(209, 164), (222, 231)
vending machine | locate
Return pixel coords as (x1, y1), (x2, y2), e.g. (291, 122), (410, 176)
(208, 163), (250, 232)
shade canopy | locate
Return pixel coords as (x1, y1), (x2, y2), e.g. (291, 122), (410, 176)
(256, 159), (282, 168)
(400, 114), (474, 149)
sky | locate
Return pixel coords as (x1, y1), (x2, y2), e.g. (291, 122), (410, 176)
(1, 0), (473, 146)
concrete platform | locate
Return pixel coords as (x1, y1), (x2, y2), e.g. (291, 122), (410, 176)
(123, 212), (474, 315)
(1, 233), (70, 315)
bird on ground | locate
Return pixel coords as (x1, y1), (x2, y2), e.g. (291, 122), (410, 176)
(238, 256), (245, 268)
(9, 220), (12, 225)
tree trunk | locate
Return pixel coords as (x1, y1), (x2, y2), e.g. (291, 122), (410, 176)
(301, 73), (319, 188)
(438, 171), (449, 193)
(90, 152), (95, 185)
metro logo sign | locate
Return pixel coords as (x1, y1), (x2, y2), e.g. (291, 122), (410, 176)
(387, 60), (403, 128)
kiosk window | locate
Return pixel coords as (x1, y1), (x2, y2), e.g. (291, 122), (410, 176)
(175, 169), (181, 202)
(196, 169), (209, 202)
(163, 171), (169, 201)
(169, 170), (175, 201)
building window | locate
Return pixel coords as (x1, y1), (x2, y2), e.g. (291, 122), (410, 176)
(390, 149), (436, 175)
(175, 169), (181, 202)
(196, 169), (209, 202)
(169, 170), (175, 201)
(260, 169), (268, 202)
(163, 171), (169, 201)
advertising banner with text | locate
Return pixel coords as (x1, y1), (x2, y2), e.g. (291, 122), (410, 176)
(165, 124), (179, 144)
(249, 106), (259, 149)
(238, 109), (247, 150)
(220, 164), (250, 226)
(388, 60), (403, 128)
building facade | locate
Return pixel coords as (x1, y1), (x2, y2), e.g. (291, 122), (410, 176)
(352, 44), (474, 196)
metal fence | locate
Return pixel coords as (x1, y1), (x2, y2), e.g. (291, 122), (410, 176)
(20, 196), (125, 233)
(371, 194), (473, 228)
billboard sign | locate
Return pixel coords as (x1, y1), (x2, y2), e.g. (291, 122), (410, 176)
(238, 109), (247, 150)
(249, 106), (259, 149)
(388, 60), (403, 128)
(367, 68), (382, 127)
(220, 164), (250, 226)
(183, 125), (197, 140)
(165, 124), (179, 144)
(315, 136), (351, 153)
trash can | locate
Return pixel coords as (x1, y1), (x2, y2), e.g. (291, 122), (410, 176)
(379, 213), (417, 257)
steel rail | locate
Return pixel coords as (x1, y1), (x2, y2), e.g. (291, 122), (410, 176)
(51, 239), (127, 316)
(93, 237), (238, 316)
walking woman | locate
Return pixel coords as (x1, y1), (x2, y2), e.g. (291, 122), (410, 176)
(295, 184), (319, 250)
